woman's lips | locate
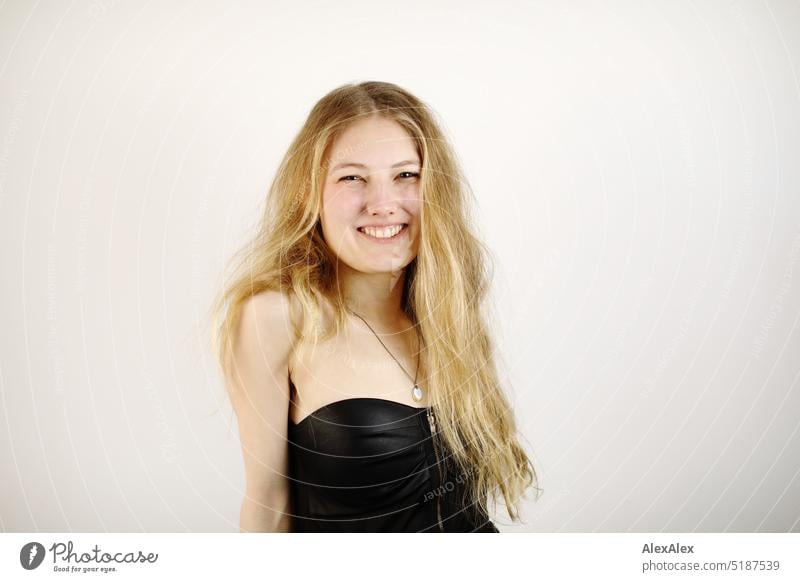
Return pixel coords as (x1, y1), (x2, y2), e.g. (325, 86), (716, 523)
(356, 224), (408, 244)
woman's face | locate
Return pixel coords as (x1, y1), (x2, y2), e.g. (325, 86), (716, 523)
(320, 115), (421, 274)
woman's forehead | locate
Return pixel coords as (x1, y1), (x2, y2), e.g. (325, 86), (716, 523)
(328, 117), (418, 167)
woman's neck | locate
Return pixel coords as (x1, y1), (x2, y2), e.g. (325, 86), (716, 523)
(340, 265), (408, 330)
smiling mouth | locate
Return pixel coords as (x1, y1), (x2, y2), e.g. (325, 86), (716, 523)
(356, 224), (408, 241)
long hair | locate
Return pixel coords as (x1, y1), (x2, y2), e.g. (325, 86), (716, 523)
(209, 80), (541, 523)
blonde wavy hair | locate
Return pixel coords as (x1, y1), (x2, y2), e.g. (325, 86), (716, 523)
(210, 80), (541, 524)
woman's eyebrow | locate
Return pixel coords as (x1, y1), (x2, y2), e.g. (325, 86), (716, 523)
(330, 159), (420, 171)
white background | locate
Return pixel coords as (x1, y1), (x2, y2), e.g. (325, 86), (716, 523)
(1, 0), (799, 532)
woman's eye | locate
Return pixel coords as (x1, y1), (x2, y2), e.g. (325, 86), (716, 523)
(338, 172), (418, 183)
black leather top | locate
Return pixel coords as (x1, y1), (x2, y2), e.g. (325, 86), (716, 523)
(287, 397), (499, 532)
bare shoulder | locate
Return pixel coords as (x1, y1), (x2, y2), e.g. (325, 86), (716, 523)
(243, 289), (297, 322)
(240, 289), (303, 339)
(229, 290), (303, 388)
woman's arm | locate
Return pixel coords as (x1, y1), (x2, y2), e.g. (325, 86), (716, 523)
(227, 291), (295, 532)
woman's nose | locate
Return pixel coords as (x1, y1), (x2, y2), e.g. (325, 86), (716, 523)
(364, 175), (398, 203)
(364, 177), (401, 214)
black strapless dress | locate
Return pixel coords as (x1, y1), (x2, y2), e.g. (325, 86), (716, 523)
(287, 397), (499, 532)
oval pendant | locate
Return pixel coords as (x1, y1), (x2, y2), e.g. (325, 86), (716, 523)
(412, 385), (424, 402)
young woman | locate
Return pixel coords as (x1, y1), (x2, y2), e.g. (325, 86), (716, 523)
(211, 81), (540, 532)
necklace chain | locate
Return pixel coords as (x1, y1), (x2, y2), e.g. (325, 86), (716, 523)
(345, 307), (421, 392)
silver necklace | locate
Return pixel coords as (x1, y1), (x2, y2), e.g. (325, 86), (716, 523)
(346, 307), (424, 402)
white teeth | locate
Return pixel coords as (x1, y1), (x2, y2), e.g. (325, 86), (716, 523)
(360, 224), (403, 239)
